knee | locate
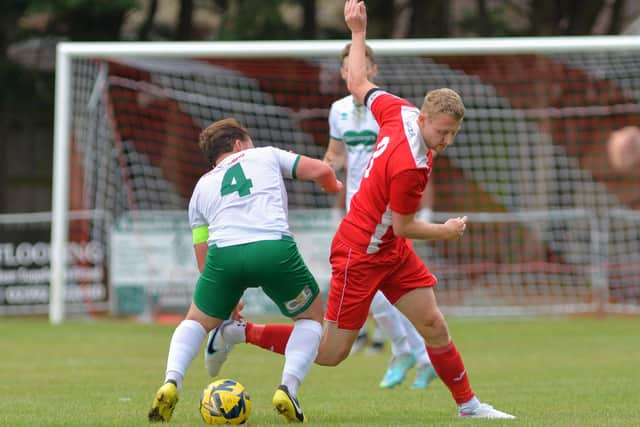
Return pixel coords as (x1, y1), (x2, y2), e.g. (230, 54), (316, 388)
(184, 309), (218, 332)
(428, 311), (447, 330)
(420, 312), (449, 344)
(409, 309), (446, 335)
(316, 346), (350, 367)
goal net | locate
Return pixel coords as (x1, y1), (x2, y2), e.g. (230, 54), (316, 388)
(47, 38), (640, 322)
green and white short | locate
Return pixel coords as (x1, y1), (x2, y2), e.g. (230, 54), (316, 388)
(193, 236), (319, 319)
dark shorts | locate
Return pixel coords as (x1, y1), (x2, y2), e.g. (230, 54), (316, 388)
(193, 236), (320, 319)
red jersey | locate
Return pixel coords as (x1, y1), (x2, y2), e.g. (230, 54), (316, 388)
(336, 89), (433, 254)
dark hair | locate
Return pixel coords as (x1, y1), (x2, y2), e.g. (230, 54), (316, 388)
(198, 118), (250, 166)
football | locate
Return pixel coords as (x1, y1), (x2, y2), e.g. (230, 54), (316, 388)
(200, 379), (252, 425)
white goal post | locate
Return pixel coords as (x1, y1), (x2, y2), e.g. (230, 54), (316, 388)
(50, 36), (640, 323)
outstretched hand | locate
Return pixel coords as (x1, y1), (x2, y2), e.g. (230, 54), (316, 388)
(344, 0), (367, 33)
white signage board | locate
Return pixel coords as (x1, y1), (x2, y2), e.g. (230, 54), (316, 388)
(110, 209), (338, 316)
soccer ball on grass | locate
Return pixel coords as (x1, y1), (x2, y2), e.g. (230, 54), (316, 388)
(200, 379), (251, 425)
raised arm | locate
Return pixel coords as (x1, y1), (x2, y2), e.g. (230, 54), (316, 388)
(344, 0), (376, 104)
(295, 155), (343, 193)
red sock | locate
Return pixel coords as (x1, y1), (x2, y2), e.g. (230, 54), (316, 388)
(245, 322), (293, 354)
(426, 341), (475, 404)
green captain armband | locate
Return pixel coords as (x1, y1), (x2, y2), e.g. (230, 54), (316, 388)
(192, 226), (209, 245)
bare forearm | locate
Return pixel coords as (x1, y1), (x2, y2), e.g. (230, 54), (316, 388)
(323, 139), (346, 171)
(346, 31), (369, 104)
(392, 212), (467, 241)
(394, 220), (451, 241)
(344, 0), (374, 102)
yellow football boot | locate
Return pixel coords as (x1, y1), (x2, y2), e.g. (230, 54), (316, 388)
(272, 385), (306, 423)
(148, 381), (179, 422)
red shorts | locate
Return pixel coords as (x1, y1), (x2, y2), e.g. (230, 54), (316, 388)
(324, 235), (437, 330)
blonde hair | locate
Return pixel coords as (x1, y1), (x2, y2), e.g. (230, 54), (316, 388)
(421, 88), (465, 120)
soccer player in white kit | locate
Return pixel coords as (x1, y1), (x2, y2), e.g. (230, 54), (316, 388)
(148, 118), (342, 423)
(324, 42), (438, 390)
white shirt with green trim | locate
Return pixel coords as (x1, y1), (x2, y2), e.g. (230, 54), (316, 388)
(328, 94), (380, 211)
(188, 146), (299, 248)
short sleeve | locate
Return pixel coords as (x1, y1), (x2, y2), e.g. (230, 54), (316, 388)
(328, 102), (342, 141)
(389, 169), (429, 215)
(365, 89), (413, 128)
(270, 146), (301, 179)
(188, 184), (207, 229)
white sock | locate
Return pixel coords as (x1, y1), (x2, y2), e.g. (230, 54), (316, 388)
(399, 312), (431, 366)
(165, 319), (206, 391)
(221, 320), (247, 344)
(281, 319), (322, 397)
(357, 324), (368, 338)
(371, 321), (385, 344)
(370, 291), (410, 356)
(459, 396), (481, 412)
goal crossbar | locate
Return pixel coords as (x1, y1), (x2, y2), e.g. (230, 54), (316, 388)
(56, 35), (640, 58)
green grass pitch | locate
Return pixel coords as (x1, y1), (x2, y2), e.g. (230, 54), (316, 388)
(0, 315), (638, 426)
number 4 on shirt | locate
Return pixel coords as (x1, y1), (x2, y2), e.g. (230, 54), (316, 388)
(221, 163), (253, 197)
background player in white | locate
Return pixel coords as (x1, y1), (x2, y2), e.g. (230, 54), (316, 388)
(148, 118), (342, 423)
(324, 42), (438, 390)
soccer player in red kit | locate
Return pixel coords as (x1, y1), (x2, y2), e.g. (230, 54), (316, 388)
(206, 0), (516, 420)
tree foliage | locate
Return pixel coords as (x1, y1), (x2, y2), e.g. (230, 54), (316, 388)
(1, 0), (31, 53)
(27, 0), (138, 40)
(1, 0), (634, 47)
(215, 0), (298, 40)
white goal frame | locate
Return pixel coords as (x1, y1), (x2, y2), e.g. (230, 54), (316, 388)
(51, 35), (640, 323)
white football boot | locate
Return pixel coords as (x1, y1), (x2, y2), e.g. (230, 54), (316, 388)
(459, 402), (516, 419)
(204, 320), (244, 376)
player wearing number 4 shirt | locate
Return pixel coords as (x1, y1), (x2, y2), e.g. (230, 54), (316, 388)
(148, 118), (342, 424)
(204, 1), (516, 421)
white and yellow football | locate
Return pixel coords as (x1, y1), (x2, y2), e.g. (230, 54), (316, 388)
(200, 379), (251, 425)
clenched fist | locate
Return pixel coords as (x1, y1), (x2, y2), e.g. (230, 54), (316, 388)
(443, 216), (467, 240)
